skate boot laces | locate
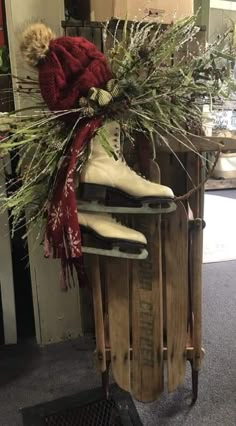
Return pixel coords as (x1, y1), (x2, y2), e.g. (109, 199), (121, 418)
(114, 145), (147, 181)
(113, 128), (147, 181)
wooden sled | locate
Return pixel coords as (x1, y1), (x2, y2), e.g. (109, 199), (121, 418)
(85, 155), (204, 404)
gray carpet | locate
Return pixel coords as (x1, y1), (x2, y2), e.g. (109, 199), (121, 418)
(136, 262), (236, 426)
(0, 262), (236, 426)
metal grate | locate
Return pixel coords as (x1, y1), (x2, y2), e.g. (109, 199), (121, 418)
(21, 385), (142, 426)
(44, 398), (122, 426)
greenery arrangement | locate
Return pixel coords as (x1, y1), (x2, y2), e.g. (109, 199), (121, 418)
(0, 15), (235, 237)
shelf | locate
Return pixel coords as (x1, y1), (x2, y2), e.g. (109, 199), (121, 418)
(205, 178), (236, 191)
(62, 19), (206, 31)
(156, 133), (236, 153)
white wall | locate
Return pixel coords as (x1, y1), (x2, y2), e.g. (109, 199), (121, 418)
(211, 0), (236, 11)
(5, 0), (83, 345)
(209, 4), (236, 42)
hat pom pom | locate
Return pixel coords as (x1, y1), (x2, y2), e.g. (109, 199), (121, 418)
(20, 23), (55, 67)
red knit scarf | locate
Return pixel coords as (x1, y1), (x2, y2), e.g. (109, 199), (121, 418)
(44, 117), (102, 290)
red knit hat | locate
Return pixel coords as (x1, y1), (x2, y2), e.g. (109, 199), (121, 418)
(20, 23), (112, 111)
(38, 36), (112, 111)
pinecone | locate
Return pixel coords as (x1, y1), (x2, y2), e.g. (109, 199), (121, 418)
(82, 106), (95, 117)
(79, 97), (88, 107)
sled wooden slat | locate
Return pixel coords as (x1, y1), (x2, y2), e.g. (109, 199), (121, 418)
(106, 258), (131, 392)
(164, 202), (188, 392)
(132, 216), (163, 402)
(91, 255), (106, 373)
(132, 161), (163, 402)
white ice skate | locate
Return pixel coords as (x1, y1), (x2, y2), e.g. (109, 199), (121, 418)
(79, 211), (148, 260)
(78, 121), (176, 214)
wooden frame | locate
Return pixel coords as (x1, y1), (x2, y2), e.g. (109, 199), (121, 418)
(194, 0), (210, 34)
(0, 159), (17, 344)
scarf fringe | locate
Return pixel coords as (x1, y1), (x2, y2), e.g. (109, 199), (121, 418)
(44, 232), (88, 290)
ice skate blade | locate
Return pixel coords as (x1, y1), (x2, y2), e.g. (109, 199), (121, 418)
(82, 246), (148, 260)
(78, 201), (176, 215)
(77, 183), (176, 214)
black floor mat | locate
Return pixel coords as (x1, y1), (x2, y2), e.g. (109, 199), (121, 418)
(21, 385), (142, 426)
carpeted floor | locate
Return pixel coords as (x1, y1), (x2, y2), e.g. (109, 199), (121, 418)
(0, 261), (236, 426)
(136, 261), (236, 426)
